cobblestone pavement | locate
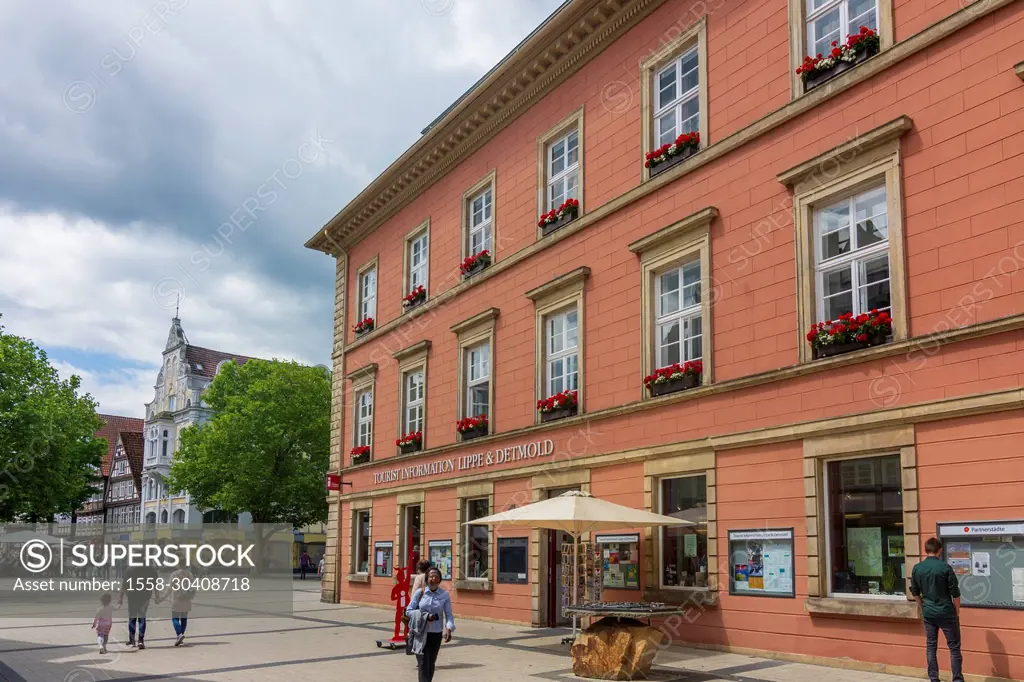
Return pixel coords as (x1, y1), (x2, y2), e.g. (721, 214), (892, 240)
(0, 584), (924, 682)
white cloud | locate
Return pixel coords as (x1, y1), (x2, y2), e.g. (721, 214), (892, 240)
(51, 360), (154, 419)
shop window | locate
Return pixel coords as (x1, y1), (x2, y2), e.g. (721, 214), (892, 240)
(353, 509), (371, 575)
(825, 454), (905, 597)
(464, 498), (490, 579)
(660, 474), (709, 588)
(461, 171), (496, 261)
(535, 107), (585, 239)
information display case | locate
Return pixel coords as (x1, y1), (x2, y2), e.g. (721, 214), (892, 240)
(497, 537), (529, 584)
(595, 533), (641, 590)
(428, 539), (453, 581)
(728, 528), (795, 598)
(373, 541), (393, 578)
(937, 521), (1024, 610)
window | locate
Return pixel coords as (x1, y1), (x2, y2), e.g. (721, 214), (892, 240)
(355, 389), (373, 448)
(640, 17), (709, 181)
(545, 308), (579, 397)
(464, 498), (490, 579)
(815, 186), (890, 322)
(535, 107), (584, 238)
(807, 0), (878, 60)
(403, 370), (424, 435)
(547, 129), (579, 212)
(824, 454), (904, 597)
(403, 221), (430, 299)
(161, 430), (168, 458)
(654, 46), (700, 147)
(655, 259), (702, 368)
(527, 267), (588, 421)
(660, 475), (709, 588)
(357, 262), (377, 323)
(779, 116), (910, 363)
(461, 170), (497, 261)
(353, 509), (371, 574)
(168, 395), (176, 411)
(465, 343), (489, 418)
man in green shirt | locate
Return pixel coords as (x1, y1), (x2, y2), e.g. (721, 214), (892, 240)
(910, 537), (964, 682)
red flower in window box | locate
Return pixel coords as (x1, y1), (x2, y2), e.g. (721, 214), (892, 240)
(353, 317), (374, 335)
(396, 431), (423, 448)
(537, 198), (580, 228)
(456, 415), (488, 433)
(460, 249), (491, 276)
(795, 28), (879, 87)
(403, 285), (427, 309)
(350, 445), (371, 465)
(806, 310), (892, 358)
(536, 389), (578, 414)
(645, 132), (700, 171)
(643, 360), (703, 395)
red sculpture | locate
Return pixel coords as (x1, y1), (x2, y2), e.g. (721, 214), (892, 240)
(386, 565), (412, 647)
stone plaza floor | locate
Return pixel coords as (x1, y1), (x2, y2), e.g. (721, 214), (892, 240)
(0, 583), (926, 682)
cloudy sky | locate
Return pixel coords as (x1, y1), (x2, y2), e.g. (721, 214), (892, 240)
(0, 0), (564, 417)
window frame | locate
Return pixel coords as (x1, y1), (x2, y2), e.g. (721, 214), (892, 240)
(351, 507), (372, 576)
(526, 268), (589, 424)
(455, 482), (494, 590)
(402, 219), (430, 304)
(463, 497), (492, 580)
(657, 472), (711, 590)
(787, 0), (893, 98)
(544, 307), (580, 399)
(393, 341), (431, 451)
(460, 170), (497, 262)
(452, 308), (499, 436)
(630, 208), (716, 399)
(779, 117), (910, 363)
(639, 16), (709, 183)
(535, 107), (585, 240)
(355, 257), (378, 328)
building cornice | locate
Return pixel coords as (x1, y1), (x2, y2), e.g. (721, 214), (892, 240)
(305, 0), (667, 255)
(392, 340), (432, 362)
(525, 267), (591, 302)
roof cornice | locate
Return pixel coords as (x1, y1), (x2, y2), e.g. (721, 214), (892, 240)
(306, 0), (667, 255)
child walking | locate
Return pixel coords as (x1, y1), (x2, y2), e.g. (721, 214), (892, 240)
(92, 593), (114, 654)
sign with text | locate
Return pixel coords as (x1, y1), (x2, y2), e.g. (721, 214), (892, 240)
(326, 473), (341, 491)
(938, 522), (1024, 537)
(373, 438), (555, 486)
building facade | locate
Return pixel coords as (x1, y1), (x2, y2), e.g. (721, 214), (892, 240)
(307, 0), (1024, 679)
(105, 431), (144, 526)
(141, 317), (253, 525)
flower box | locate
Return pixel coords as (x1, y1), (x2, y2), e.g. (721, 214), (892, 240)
(538, 199), (580, 237)
(646, 132), (700, 177)
(354, 317), (375, 336)
(798, 27), (880, 92)
(645, 360), (703, 397)
(403, 285), (427, 311)
(461, 250), (491, 279)
(350, 447), (371, 466)
(399, 442), (421, 455)
(807, 310), (891, 359)
(541, 405), (577, 423)
(397, 431), (423, 454)
(457, 415), (489, 441)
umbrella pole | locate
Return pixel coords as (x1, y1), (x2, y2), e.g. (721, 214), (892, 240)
(572, 531), (579, 640)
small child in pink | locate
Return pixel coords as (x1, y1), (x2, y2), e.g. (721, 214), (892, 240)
(92, 593), (114, 653)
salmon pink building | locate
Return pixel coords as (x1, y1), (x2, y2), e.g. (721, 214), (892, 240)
(305, 0), (1024, 678)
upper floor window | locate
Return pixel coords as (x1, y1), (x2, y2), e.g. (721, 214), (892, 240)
(807, 0), (877, 59)
(545, 308), (579, 397)
(547, 130), (579, 212)
(168, 395), (176, 411)
(815, 185), (890, 322)
(656, 260), (702, 368)
(654, 46), (700, 147)
(465, 343), (490, 418)
(403, 370), (425, 435)
(527, 268), (588, 420)
(536, 108), (585, 236)
(355, 389), (373, 448)
(468, 188), (492, 255)
(161, 430), (169, 458)
(358, 265), (377, 322)
(405, 223), (430, 295)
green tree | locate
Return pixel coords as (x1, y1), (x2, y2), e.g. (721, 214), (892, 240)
(167, 359), (331, 528)
(0, 316), (105, 522)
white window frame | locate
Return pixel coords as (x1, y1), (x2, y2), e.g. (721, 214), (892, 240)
(357, 263), (377, 323)
(821, 452), (905, 601)
(463, 497), (491, 580)
(653, 45), (701, 148)
(408, 232), (429, 291)
(468, 188), (493, 256)
(654, 259), (703, 369)
(546, 129), (580, 212)
(355, 389), (373, 449)
(403, 370), (425, 435)
(465, 343), (490, 418)
(806, 0), (879, 61)
(813, 185), (891, 323)
(545, 307), (579, 398)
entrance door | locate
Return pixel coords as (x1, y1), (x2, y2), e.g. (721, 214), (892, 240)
(545, 487), (578, 627)
(403, 505), (422, 569)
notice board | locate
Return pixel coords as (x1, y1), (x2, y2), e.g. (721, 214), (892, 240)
(936, 521), (1024, 610)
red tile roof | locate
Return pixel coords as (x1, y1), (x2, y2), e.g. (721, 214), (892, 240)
(95, 414), (143, 477)
(119, 431), (146, 491)
(184, 345), (253, 379)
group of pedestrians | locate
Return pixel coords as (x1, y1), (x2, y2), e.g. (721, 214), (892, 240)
(91, 557), (196, 653)
(405, 560), (456, 682)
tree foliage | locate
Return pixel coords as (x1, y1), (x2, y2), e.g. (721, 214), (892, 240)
(167, 359), (331, 527)
(0, 316), (105, 522)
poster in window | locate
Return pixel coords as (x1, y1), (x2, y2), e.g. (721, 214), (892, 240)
(846, 526), (883, 576)
(887, 535), (904, 558)
(728, 529), (795, 598)
(937, 521), (1024, 610)
(373, 541), (393, 577)
(428, 540), (453, 581)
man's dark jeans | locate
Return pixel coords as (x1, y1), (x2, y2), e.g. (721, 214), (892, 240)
(924, 613), (965, 682)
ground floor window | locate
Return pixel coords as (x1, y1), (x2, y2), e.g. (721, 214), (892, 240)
(464, 498), (490, 579)
(825, 453), (904, 596)
(660, 474), (708, 587)
(354, 510), (371, 574)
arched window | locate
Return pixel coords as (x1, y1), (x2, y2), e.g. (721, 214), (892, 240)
(172, 509), (186, 524)
(146, 512), (156, 525)
(161, 430), (168, 458)
(160, 510), (168, 523)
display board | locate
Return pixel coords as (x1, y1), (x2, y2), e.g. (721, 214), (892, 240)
(595, 533), (641, 590)
(373, 541), (393, 578)
(728, 528), (795, 598)
(561, 541), (601, 617)
(497, 537), (528, 584)
(428, 539), (453, 581)
(937, 521), (1024, 610)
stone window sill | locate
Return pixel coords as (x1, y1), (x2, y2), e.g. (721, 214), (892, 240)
(454, 579), (492, 592)
(805, 596), (918, 620)
(346, 573), (370, 584)
(644, 586), (719, 607)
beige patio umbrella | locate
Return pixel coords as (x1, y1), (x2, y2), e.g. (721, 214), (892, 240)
(464, 491), (692, 636)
